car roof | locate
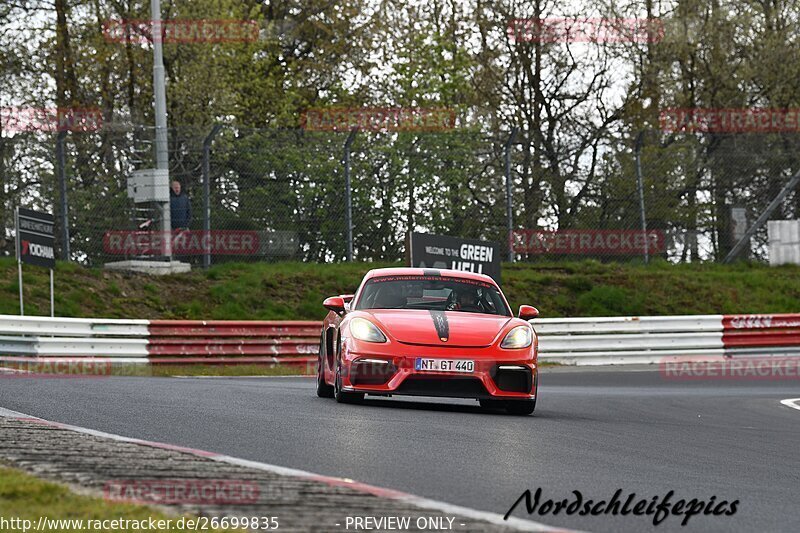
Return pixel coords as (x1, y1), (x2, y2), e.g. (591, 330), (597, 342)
(363, 267), (497, 285)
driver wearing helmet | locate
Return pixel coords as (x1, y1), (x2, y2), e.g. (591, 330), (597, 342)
(453, 288), (481, 312)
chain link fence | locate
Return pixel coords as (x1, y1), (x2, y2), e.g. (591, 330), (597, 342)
(1, 124), (799, 267)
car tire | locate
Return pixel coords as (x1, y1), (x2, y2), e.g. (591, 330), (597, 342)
(316, 334), (334, 398)
(505, 399), (536, 416)
(334, 358), (363, 404)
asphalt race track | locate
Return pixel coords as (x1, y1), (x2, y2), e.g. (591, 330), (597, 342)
(1, 367), (798, 532)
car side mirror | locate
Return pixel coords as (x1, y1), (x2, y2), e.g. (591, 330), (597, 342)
(340, 294), (355, 311)
(518, 305), (539, 320)
(323, 296), (346, 314)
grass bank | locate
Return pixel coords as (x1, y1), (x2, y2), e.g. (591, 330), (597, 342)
(0, 465), (231, 532)
(2, 257), (799, 320)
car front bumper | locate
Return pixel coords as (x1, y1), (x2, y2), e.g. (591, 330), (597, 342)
(340, 349), (537, 400)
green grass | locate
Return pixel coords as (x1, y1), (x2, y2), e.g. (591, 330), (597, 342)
(0, 465), (231, 532)
(2, 257), (799, 320)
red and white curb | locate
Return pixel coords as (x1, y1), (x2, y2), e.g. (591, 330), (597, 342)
(0, 407), (574, 532)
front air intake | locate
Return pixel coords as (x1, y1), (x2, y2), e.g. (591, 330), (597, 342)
(396, 376), (489, 398)
(493, 365), (532, 393)
(350, 359), (395, 386)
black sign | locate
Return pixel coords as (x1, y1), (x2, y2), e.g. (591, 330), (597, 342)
(16, 208), (55, 269)
(409, 232), (501, 283)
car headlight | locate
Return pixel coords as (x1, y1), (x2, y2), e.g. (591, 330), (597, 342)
(350, 318), (387, 343)
(501, 325), (533, 349)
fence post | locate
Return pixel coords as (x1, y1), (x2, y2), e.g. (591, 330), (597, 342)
(151, 0), (172, 260)
(505, 128), (518, 263)
(56, 130), (70, 260)
(343, 128), (358, 262)
(635, 131), (649, 264)
(202, 124), (223, 269)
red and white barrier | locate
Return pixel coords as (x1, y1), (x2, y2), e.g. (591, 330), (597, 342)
(0, 316), (317, 367)
(534, 313), (800, 364)
(1, 313), (799, 367)
(147, 320), (319, 366)
(721, 314), (800, 356)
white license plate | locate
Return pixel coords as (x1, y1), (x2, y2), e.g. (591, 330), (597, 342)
(415, 358), (475, 373)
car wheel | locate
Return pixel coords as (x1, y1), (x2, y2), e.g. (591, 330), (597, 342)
(505, 399), (536, 416)
(334, 358), (363, 404)
(316, 334), (334, 398)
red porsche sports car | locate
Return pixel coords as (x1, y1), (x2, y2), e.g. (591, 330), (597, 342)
(316, 267), (540, 415)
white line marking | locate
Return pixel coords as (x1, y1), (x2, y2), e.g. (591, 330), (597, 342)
(780, 398), (800, 411)
(0, 407), (34, 418)
(0, 406), (574, 532)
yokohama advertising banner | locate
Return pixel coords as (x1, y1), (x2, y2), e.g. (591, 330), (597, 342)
(16, 208), (56, 268)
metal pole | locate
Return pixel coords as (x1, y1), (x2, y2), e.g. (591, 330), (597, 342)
(15, 207), (23, 316)
(505, 128), (518, 262)
(202, 124), (223, 269)
(50, 269), (54, 317)
(635, 132), (649, 263)
(343, 128), (358, 262)
(723, 167), (800, 263)
(151, 0), (171, 259)
(18, 262), (23, 316)
(56, 130), (70, 260)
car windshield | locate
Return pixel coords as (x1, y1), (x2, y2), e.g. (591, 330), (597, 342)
(355, 275), (511, 316)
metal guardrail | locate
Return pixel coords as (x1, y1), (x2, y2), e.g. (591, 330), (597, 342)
(533, 315), (725, 365)
(0, 315), (149, 337)
(0, 315), (149, 364)
(0, 313), (798, 367)
(531, 315), (724, 334)
(0, 336), (38, 357)
(532, 313), (800, 364)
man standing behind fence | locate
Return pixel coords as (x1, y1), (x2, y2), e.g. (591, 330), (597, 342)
(170, 180), (191, 230)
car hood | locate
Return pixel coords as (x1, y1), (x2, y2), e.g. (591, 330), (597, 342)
(363, 309), (514, 347)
